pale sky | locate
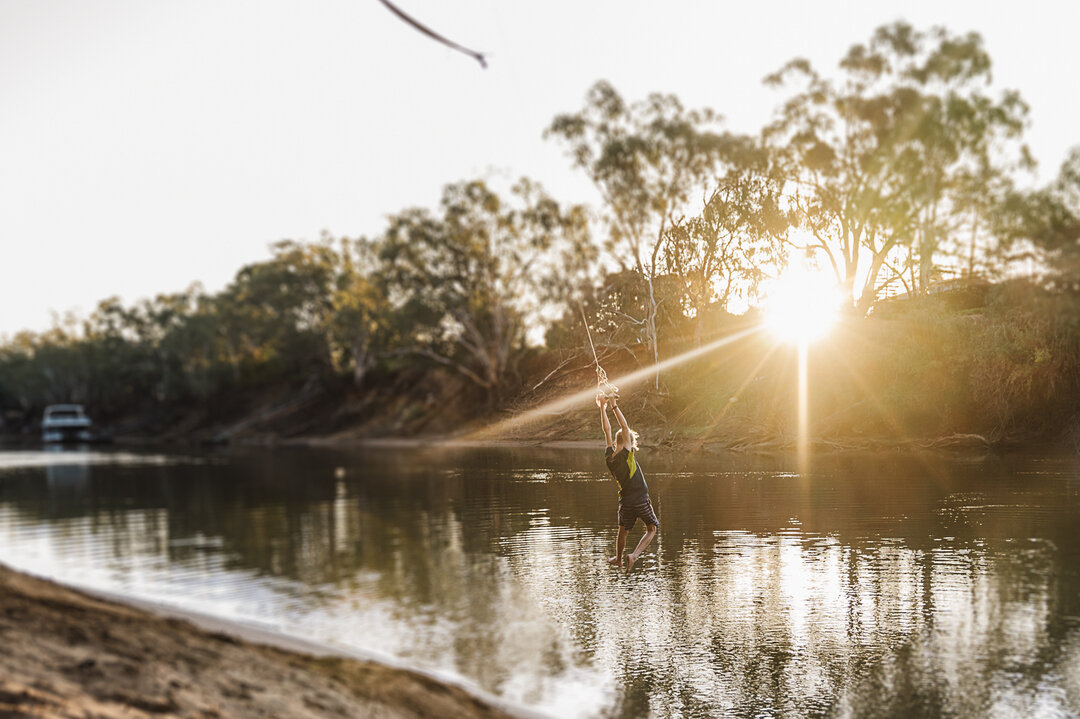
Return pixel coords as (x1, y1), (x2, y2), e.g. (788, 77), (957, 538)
(2, 0), (1077, 337)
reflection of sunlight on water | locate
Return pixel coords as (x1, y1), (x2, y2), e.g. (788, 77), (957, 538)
(508, 470), (594, 483)
(1, 450), (1080, 718)
(500, 524), (615, 716)
(493, 521), (1076, 717)
(0, 450), (210, 469)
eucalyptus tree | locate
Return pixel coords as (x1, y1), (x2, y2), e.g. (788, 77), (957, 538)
(0, 332), (48, 410)
(215, 239), (343, 383)
(154, 294), (225, 401)
(995, 147), (1080, 284)
(0, 337), (31, 410)
(546, 81), (733, 378)
(80, 296), (160, 408)
(764, 22), (1031, 314)
(84, 286), (207, 403)
(378, 178), (590, 400)
(1024, 148), (1080, 255)
(329, 237), (399, 386)
(660, 138), (790, 324)
(0, 321), (86, 409)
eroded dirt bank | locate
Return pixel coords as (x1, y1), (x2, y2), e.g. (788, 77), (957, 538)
(0, 564), (524, 719)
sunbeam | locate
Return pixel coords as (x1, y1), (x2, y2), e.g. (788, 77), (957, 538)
(797, 343), (809, 471)
(674, 343), (781, 460)
(465, 326), (763, 440)
(815, 327), (954, 485)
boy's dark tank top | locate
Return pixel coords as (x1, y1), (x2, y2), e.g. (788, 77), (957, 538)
(605, 446), (649, 503)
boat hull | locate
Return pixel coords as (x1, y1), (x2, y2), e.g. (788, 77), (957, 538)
(42, 428), (95, 443)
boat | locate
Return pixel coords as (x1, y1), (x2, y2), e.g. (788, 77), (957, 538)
(41, 404), (94, 443)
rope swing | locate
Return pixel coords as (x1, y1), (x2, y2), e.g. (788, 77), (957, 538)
(581, 304), (619, 405)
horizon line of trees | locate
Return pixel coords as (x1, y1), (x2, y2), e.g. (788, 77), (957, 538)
(2, 21), (1078, 419)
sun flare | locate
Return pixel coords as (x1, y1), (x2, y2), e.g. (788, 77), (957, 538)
(763, 264), (843, 345)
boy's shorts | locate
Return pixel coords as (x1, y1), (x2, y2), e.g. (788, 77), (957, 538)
(618, 497), (660, 530)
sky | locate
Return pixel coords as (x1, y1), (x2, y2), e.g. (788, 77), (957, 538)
(2, 0), (1078, 337)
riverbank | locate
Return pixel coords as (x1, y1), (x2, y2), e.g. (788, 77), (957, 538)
(0, 563), (534, 719)
(4, 284), (1079, 455)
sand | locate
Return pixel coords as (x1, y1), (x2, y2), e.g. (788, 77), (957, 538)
(0, 564), (530, 719)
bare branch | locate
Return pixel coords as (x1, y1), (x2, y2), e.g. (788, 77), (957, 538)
(377, 0), (487, 69)
(411, 346), (491, 388)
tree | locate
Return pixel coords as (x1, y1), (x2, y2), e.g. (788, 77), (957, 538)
(329, 238), (399, 386)
(995, 147), (1080, 286)
(0, 318), (89, 411)
(660, 138), (790, 325)
(83, 285), (205, 404)
(214, 238), (343, 384)
(764, 22), (1031, 314)
(546, 81), (733, 382)
(379, 178), (590, 400)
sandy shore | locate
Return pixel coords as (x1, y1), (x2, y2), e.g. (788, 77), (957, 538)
(0, 563), (541, 719)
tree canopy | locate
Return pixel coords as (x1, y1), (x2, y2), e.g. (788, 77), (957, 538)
(4, 22), (1073, 426)
(764, 22), (1031, 313)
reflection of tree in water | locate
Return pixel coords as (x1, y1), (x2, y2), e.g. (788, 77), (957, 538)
(834, 542), (1080, 718)
(509, 530), (1074, 718)
(1, 448), (1079, 717)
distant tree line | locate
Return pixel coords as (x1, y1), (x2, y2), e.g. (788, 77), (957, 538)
(1, 22), (1077, 425)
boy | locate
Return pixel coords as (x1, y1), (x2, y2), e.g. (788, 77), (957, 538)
(599, 394), (659, 571)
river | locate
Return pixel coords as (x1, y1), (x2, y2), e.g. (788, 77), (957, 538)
(0, 445), (1077, 718)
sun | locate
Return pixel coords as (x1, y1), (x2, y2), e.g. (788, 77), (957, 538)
(763, 263), (843, 345)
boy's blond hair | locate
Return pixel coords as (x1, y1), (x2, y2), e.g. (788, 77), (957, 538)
(615, 428), (639, 452)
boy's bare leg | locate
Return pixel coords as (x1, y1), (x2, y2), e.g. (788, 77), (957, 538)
(608, 526), (629, 566)
(625, 524), (658, 571)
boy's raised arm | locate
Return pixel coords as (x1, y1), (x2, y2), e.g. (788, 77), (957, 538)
(600, 397), (613, 447)
(612, 399), (631, 434)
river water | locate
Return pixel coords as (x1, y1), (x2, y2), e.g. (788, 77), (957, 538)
(0, 445), (1078, 718)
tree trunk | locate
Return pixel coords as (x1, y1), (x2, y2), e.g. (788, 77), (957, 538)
(919, 229), (935, 292)
(645, 274), (660, 390)
(967, 212), (979, 276)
